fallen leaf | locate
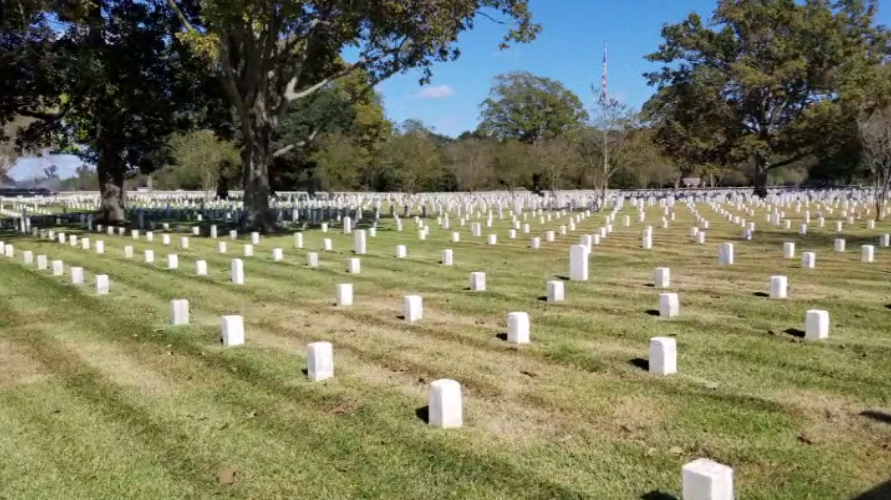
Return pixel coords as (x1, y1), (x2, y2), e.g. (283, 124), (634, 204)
(216, 467), (236, 485)
(520, 370), (538, 378)
(797, 433), (816, 445)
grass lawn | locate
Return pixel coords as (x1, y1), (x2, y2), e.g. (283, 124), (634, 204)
(0, 202), (889, 499)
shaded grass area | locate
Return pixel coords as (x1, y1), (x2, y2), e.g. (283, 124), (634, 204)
(0, 203), (890, 499)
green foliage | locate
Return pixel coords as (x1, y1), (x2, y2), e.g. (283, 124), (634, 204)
(644, 0), (889, 196)
(383, 121), (445, 194)
(168, 0), (540, 228)
(1, 0), (225, 219)
(479, 71), (588, 144)
(161, 130), (241, 191)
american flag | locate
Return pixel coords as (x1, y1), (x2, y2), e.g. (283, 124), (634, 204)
(600, 41), (608, 104)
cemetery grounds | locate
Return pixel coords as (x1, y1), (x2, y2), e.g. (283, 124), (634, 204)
(0, 200), (889, 499)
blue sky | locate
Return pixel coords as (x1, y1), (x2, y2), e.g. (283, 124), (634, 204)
(11, 0), (891, 180)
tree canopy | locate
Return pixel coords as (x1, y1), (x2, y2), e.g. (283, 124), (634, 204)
(479, 71), (588, 144)
(166, 0), (540, 229)
(644, 0), (889, 197)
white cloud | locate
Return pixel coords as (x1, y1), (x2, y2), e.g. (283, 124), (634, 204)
(413, 85), (456, 99)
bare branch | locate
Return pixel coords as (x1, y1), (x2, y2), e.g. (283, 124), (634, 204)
(478, 11), (506, 25)
(165, 0), (195, 32)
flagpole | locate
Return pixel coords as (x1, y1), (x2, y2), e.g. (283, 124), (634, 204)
(601, 40), (608, 206)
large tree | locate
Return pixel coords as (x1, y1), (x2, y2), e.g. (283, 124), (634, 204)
(167, 0), (539, 230)
(645, 0), (886, 197)
(479, 71), (587, 144)
(1, 0), (220, 221)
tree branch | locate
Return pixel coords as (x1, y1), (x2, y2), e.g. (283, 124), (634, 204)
(165, 0), (195, 32)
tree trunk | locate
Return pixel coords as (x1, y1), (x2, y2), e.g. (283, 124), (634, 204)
(753, 157), (769, 198)
(240, 112), (277, 232)
(97, 154), (126, 224)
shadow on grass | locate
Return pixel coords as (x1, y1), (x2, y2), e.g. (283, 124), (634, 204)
(784, 328), (806, 338)
(641, 491), (678, 500)
(885, 304), (891, 310)
(753, 292), (769, 298)
(645, 309), (660, 316)
(495, 332), (508, 341)
(629, 358), (649, 371)
(643, 283), (655, 288)
(851, 479), (891, 500)
(860, 410), (891, 425)
(415, 406), (429, 424)
(555, 275), (570, 281)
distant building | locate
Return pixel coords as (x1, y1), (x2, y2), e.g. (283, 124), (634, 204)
(682, 177), (702, 188)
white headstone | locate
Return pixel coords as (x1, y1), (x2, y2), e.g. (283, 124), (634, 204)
(441, 249), (454, 266)
(70, 267), (84, 285)
(180, 237), (189, 249)
(654, 267), (670, 289)
(487, 234), (497, 245)
(682, 458), (734, 500)
(862, 245), (875, 263)
(783, 242), (795, 259)
(507, 312), (530, 344)
(218, 242), (227, 253)
(547, 281), (564, 302)
(307, 252), (319, 267)
(718, 243), (734, 265)
(96, 274), (109, 295)
(801, 251), (816, 269)
(769, 276), (787, 299)
(144, 249), (155, 264)
(336, 283), (353, 306)
(354, 230), (367, 255)
(395, 245), (407, 259)
(805, 310), (829, 340)
(403, 295), (423, 322)
(294, 232), (304, 249)
(428, 379), (463, 429)
(569, 245), (589, 281)
(272, 248), (284, 261)
(221, 315), (245, 347)
(22, 250), (33, 265)
(196, 260), (208, 275)
(659, 293), (679, 318)
(469, 272), (486, 291)
(347, 257), (360, 274)
(171, 299), (189, 325)
(307, 342), (334, 381)
(251, 232), (260, 244)
(243, 244), (254, 257)
(834, 238), (846, 252)
(649, 337), (677, 375)
(36, 255), (47, 270)
(230, 259), (244, 284)
(52, 260), (64, 276)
